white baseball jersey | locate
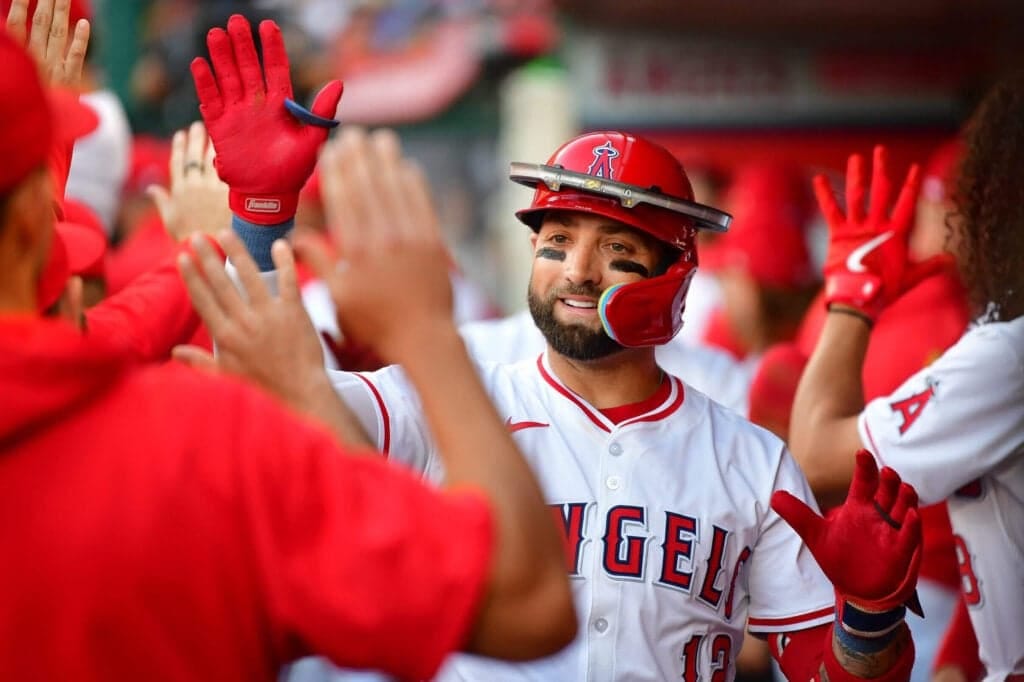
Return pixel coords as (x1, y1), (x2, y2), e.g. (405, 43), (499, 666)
(329, 353), (834, 682)
(859, 316), (1024, 682)
(304, 271), (498, 370)
(459, 309), (756, 415)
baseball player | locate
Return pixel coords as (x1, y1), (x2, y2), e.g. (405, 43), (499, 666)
(788, 76), (1024, 682)
(190, 49), (928, 675)
(0, 19), (577, 679)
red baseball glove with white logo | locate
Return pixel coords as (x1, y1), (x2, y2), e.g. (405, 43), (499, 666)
(814, 146), (923, 322)
(190, 15), (343, 225)
(772, 450), (923, 615)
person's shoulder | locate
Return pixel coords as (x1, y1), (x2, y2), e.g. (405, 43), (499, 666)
(949, 314), (1024, 367)
(676, 377), (783, 449)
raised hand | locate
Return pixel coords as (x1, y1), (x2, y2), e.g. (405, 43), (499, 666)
(814, 145), (920, 321)
(190, 14), (343, 225)
(5, 0), (90, 89)
(146, 121), (231, 242)
(771, 450), (922, 614)
(293, 127), (454, 366)
(174, 232), (326, 405)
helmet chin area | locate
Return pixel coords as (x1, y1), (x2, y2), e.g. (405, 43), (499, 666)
(598, 262), (697, 347)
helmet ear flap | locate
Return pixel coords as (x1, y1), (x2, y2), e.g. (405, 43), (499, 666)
(598, 261), (697, 347)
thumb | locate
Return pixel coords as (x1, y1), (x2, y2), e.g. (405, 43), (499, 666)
(310, 79), (344, 121)
(172, 344), (219, 372)
(771, 490), (824, 547)
(146, 184), (172, 218)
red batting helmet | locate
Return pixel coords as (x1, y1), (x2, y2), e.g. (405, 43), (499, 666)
(510, 131), (731, 347)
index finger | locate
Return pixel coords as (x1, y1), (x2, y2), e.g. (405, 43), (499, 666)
(271, 239), (300, 302)
(847, 449), (880, 503)
(812, 174), (845, 231)
(177, 250), (229, 339)
(219, 231), (271, 307)
(169, 128), (187, 189)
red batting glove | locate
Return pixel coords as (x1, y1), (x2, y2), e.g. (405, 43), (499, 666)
(190, 15), (343, 225)
(814, 146), (921, 321)
(772, 450), (923, 615)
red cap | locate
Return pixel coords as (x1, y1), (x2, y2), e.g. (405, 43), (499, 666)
(124, 135), (171, 195)
(57, 199), (107, 278)
(702, 161), (817, 290)
(921, 139), (963, 203)
(0, 31), (53, 193)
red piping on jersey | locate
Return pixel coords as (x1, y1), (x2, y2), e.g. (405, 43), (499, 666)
(535, 355), (686, 431)
(536, 355), (611, 432)
(747, 605), (835, 628)
(862, 420), (882, 461)
(621, 377), (684, 427)
(355, 373), (391, 457)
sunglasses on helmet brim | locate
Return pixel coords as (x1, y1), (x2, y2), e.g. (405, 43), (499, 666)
(509, 162), (732, 233)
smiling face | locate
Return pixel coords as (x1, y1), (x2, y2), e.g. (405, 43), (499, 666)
(527, 210), (667, 361)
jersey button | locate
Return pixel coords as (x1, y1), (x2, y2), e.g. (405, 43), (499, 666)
(606, 475), (622, 490)
(608, 442), (623, 456)
(594, 618), (609, 633)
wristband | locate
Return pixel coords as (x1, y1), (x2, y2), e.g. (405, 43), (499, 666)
(826, 303), (875, 329)
(835, 623), (901, 654)
(840, 602), (906, 638)
(231, 214), (294, 271)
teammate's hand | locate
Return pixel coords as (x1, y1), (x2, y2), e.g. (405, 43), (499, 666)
(293, 127), (455, 366)
(5, 0), (90, 89)
(147, 121), (231, 242)
(175, 231), (326, 411)
(190, 14), (343, 225)
(771, 450), (922, 613)
(814, 145), (921, 321)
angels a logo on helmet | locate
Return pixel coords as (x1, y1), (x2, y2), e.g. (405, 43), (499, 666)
(587, 141), (620, 179)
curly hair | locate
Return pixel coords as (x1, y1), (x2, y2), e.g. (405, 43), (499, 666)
(953, 72), (1024, 321)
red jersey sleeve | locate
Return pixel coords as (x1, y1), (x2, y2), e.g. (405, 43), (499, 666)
(235, 401), (494, 680)
(85, 255), (200, 362)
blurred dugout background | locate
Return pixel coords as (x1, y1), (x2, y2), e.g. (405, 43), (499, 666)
(89, 0), (1024, 313)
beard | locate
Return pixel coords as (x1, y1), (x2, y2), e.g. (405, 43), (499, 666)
(527, 286), (625, 361)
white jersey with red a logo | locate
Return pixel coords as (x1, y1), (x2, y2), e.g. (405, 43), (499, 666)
(859, 316), (1024, 682)
(329, 353), (833, 682)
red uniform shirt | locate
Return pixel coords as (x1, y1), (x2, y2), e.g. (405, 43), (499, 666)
(0, 317), (492, 681)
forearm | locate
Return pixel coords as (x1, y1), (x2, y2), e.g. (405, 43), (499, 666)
(86, 256), (200, 362)
(829, 621), (914, 680)
(790, 308), (871, 503)
(392, 322), (574, 656)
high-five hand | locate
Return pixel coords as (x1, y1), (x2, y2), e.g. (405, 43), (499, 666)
(294, 127), (454, 366)
(814, 145), (920, 321)
(190, 14), (343, 225)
